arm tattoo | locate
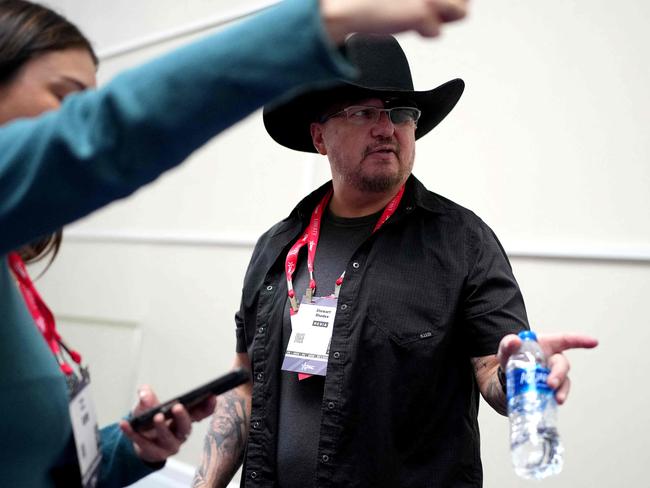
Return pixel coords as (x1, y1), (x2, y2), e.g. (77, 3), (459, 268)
(192, 389), (250, 488)
(471, 356), (507, 416)
(474, 359), (489, 371)
(487, 376), (508, 415)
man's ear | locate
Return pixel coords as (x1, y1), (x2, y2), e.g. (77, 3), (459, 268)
(310, 122), (327, 155)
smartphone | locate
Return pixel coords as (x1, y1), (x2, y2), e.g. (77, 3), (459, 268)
(128, 367), (250, 432)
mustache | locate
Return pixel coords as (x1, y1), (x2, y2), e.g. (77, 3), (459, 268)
(363, 138), (400, 158)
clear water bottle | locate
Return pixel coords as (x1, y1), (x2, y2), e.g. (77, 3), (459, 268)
(507, 330), (564, 479)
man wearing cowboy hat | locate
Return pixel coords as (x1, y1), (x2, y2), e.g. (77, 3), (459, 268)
(197, 34), (597, 488)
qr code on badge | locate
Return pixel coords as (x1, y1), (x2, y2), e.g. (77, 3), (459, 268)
(294, 333), (305, 344)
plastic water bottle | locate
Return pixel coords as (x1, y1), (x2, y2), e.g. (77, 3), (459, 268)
(506, 330), (564, 479)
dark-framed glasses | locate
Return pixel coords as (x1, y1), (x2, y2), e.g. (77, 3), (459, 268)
(320, 105), (421, 126)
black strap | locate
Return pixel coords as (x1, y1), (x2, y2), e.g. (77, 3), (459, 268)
(497, 366), (507, 395)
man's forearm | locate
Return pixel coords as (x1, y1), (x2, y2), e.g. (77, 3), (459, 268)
(471, 356), (507, 416)
(485, 369), (507, 415)
(192, 385), (251, 488)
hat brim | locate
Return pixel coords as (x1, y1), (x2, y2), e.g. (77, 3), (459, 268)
(263, 78), (464, 153)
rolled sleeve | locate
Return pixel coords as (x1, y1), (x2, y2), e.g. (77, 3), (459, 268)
(463, 221), (529, 356)
(235, 308), (248, 354)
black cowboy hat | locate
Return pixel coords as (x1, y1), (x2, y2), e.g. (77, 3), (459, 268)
(263, 33), (464, 153)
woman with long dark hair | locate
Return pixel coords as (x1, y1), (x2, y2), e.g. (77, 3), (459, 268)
(0, 0), (468, 486)
(0, 0), (98, 269)
(0, 2), (215, 486)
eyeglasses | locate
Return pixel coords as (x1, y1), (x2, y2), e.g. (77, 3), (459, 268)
(320, 105), (421, 127)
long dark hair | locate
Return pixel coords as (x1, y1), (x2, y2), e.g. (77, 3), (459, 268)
(0, 0), (97, 268)
(0, 0), (97, 83)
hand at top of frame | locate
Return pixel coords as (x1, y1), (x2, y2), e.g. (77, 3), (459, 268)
(321, 0), (469, 44)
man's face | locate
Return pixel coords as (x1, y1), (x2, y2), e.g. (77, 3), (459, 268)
(310, 98), (416, 194)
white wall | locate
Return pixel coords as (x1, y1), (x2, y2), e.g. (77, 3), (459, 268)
(32, 0), (650, 486)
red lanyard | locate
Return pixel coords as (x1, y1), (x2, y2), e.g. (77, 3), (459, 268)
(285, 185), (405, 313)
(8, 252), (81, 376)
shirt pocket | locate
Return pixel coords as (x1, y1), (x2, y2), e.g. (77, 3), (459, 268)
(366, 297), (444, 349)
(360, 244), (458, 350)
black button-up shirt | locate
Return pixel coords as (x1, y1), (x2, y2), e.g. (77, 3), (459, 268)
(236, 175), (528, 487)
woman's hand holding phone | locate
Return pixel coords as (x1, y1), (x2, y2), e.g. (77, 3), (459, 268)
(119, 385), (217, 463)
(118, 368), (250, 463)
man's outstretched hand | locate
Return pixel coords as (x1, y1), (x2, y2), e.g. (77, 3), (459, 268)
(497, 333), (599, 404)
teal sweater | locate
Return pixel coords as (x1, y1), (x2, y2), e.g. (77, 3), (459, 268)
(0, 0), (352, 485)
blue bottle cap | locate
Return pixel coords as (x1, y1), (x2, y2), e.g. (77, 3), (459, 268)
(518, 330), (537, 341)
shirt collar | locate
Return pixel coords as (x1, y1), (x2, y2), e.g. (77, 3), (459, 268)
(398, 174), (446, 215)
(286, 173), (445, 229)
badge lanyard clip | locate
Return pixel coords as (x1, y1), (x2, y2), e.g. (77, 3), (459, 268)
(284, 184), (405, 312)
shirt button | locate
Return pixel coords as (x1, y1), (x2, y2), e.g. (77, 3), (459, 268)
(406, 205), (414, 212)
(332, 351), (340, 360)
(322, 454), (330, 463)
(256, 372), (264, 381)
(258, 326), (265, 334)
(327, 401), (335, 410)
(252, 421), (260, 429)
(352, 262), (360, 269)
(340, 304), (348, 311)
(250, 471), (258, 479)
(266, 285), (273, 291)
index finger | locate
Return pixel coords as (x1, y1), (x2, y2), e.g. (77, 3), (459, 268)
(538, 333), (599, 355)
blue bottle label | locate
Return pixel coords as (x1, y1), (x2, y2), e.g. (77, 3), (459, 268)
(507, 365), (552, 400)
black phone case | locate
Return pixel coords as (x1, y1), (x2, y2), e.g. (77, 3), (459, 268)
(128, 368), (250, 431)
